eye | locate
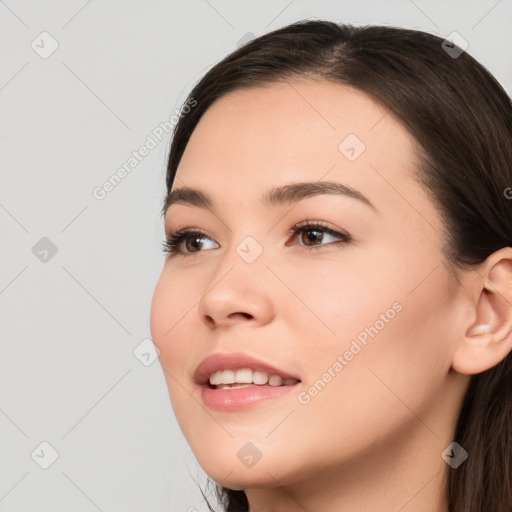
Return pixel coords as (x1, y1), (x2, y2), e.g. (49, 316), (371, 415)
(287, 220), (351, 250)
(162, 228), (218, 256)
(162, 220), (351, 257)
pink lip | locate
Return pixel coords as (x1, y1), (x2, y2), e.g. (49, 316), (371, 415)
(193, 352), (301, 387)
(200, 382), (301, 411)
(194, 353), (302, 411)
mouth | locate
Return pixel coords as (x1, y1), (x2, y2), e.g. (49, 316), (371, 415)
(207, 368), (300, 389)
(194, 352), (302, 389)
(193, 353), (302, 412)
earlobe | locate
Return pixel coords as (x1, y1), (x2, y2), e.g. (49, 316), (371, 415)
(451, 247), (512, 376)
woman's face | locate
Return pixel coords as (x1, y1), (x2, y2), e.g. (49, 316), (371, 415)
(150, 80), (470, 496)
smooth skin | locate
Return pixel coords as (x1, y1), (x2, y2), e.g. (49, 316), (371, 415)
(150, 79), (512, 512)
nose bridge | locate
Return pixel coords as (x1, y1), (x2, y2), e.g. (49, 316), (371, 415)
(209, 231), (267, 288)
(216, 209), (271, 267)
(233, 232), (267, 265)
(196, 231), (273, 326)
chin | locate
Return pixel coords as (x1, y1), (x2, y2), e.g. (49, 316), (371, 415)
(193, 447), (301, 491)
(202, 468), (275, 491)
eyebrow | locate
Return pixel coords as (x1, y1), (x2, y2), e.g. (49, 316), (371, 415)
(162, 180), (377, 216)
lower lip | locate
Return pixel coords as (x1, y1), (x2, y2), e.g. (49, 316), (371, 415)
(200, 383), (301, 411)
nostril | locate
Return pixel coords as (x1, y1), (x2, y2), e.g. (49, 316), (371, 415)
(228, 312), (252, 320)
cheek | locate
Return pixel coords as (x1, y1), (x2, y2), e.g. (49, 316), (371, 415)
(149, 276), (170, 345)
(150, 272), (192, 373)
(270, 254), (397, 355)
(281, 252), (453, 416)
(316, 271), (452, 422)
(150, 275), (198, 434)
(150, 265), (199, 340)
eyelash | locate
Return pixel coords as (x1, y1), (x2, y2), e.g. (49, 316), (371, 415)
(162, 220), (351, 257)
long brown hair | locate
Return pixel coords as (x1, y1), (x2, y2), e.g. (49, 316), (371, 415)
(162, 20), (512, 511)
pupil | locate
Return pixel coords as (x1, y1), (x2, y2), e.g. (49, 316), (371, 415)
(188, 237), (202, 251)
(305, 230), (322, 245)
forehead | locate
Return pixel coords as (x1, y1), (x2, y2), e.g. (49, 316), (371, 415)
(189, 81), (392, 158)
(173, 79), (427, 219)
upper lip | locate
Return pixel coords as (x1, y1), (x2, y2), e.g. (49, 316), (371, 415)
(194, 352), (301, 386)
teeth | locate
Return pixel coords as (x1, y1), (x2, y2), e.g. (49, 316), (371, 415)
(209, 371), (224, 386)
(208, 368), (298, 387)
(216, 383), (253, 390)
(253, 371), (268, 385)
(235, 368), (253, 384)
(268, 375), (283, 386)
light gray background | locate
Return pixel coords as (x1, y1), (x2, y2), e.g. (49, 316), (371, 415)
(1, 0), (510, 510)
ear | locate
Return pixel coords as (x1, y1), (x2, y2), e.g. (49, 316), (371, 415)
(451, 247), (512, 375)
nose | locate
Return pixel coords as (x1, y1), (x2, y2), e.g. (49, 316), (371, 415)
(196, 254), (275, 330)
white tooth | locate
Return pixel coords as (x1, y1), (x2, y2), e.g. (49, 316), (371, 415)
(252, 371), (269, 385)
(268, 375), (284, 386)
(235, 369), (253, 384)
(209, 371), (223, 386)
(220, 369), (236, 385)
(209, 368), (293, 387)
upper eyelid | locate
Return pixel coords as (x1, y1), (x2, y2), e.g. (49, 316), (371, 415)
(166, 221), (344, 238)
(167, 222), (349, 246)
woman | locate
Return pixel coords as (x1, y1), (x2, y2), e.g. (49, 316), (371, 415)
(150, 20), (512, 511)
